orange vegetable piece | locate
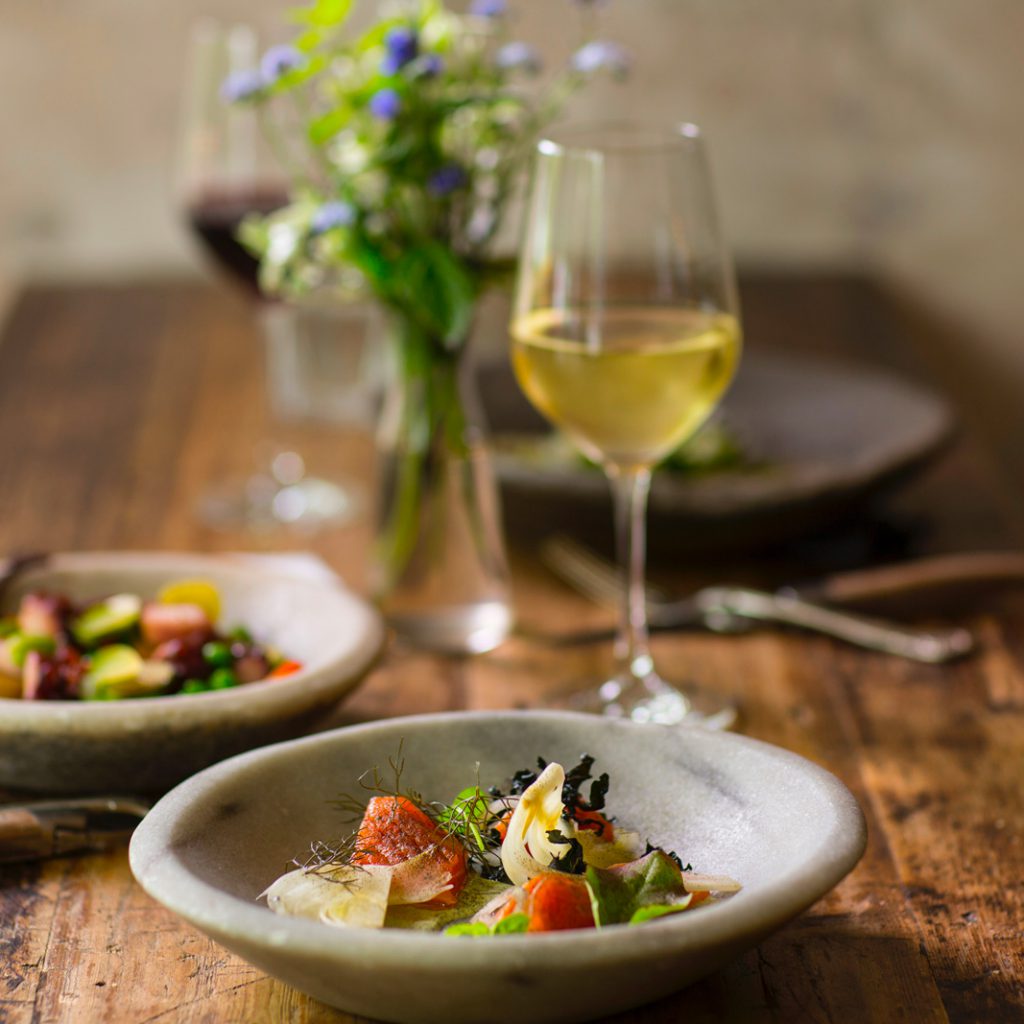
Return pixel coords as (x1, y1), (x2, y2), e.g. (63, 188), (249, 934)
(523, 873), (595, 932)
(268, 659), (303, 678)
(493, 809), (512, 843)
(573, 808), (615, 842)
(352, 797), (467, 907)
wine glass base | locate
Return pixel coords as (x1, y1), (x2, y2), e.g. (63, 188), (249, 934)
(198, 474), (361, 533)
(553, 674), (737, 730)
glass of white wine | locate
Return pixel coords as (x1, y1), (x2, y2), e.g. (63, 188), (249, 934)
(511, 123), (742, 726)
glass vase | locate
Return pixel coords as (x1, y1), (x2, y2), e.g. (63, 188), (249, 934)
(372, 314), (513, 653)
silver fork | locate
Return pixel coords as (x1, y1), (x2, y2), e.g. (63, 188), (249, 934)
(539, 535), (974, 664)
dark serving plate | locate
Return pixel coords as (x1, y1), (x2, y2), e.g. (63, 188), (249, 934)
(479, 349), (954, 552)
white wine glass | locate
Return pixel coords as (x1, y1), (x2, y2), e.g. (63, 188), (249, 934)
(511, 123), (742, 726)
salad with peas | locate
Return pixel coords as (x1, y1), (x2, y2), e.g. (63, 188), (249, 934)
(0, 579), (302, 701)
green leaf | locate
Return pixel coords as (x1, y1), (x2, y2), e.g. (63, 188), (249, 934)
(291, 0), (353, 28)
(237, 215), (271, 259)
(393, 243), (477, 348)
(493, 913), (529, 934)
(443, 922), (491, 937)
(436, 786), (493, 851)
(628, 900), (693, 925)
(308, 107), (351, 145)
(443, 911), (529, 937)
(585, 850), (692, 927)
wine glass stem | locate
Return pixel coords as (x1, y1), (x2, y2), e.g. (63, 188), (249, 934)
(610, 466), (655, 683)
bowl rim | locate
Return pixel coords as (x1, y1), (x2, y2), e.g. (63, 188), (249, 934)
(130, 710), (867, 969)
(0, 551), (384, 727)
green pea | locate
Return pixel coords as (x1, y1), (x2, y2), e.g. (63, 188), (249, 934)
(181, 678), (208, 694)
(209, 667), (238, 690)
(228, 626), (253, 644)
(202, 641), (234, 668)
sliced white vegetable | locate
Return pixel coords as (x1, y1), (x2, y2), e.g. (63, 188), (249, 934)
(681, 872), (742, 894)
(262, 863), (391, 928)
(500, 762), (576, 886)
(470, 886), (525, 927)
(388, 846), (456, 906)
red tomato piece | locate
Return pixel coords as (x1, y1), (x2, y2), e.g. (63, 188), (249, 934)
(352, 797), (467, 907)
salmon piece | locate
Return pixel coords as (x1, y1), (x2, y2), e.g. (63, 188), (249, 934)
(352, 796), (467, 907)
(523, 873), (595, 932)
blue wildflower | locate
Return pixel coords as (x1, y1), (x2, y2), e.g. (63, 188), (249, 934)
(260, 45), (304, 83)
(310, 201), (357, 235)
(571, 40), (630, 76)
(428, 164), (468, 197)
(368, 88), (402, 120)
(220, 68), (265, 103)
(470, 0), (507, 16)
(496, 41), (542, 74)
(415, 54), (444, 78)
(381, 26), (418, 74)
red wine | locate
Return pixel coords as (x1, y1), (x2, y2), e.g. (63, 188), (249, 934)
(186, 186), (287, 294)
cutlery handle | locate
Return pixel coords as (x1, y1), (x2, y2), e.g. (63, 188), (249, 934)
(810, 552), (1024, 614)
(0, 797), (149, 863)
(697, 587), (974, 664)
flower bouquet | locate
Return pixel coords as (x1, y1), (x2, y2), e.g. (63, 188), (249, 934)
(226, 0), (627, 651)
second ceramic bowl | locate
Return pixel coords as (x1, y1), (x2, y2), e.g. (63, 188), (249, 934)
(0, 552), (383, 793)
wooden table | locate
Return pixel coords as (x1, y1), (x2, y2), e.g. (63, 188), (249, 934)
(1, 276), (1021, 1023)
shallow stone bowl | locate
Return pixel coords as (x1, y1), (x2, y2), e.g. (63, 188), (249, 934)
(130, 710), (866, 1023)
(0, 552), (383, 793)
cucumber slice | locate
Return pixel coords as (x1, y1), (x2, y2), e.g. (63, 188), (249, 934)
(80, 644), (143, 700)
(72, 594), (142, 646)
(8, 633), (57, 668)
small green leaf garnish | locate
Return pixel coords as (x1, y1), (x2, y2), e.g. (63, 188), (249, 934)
(628, 900), (693, 925)
(444, 912), (529, 938)
(444, 922), (491, 937)
(493, 913), (529, 934)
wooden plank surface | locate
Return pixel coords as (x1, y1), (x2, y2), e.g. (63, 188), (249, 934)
(0, 276), (1022, 1024)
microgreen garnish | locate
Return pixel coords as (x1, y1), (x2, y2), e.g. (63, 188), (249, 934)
(445, 912), (530, 937)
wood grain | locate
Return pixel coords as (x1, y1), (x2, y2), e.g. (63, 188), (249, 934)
(1, 275), (1022, 1024)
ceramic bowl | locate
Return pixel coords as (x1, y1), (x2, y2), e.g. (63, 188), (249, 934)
(0, 552), (383, 793)
(130, 711), (867, 1024)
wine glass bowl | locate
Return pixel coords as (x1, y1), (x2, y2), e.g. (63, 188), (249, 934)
(511, 122), (742, 725)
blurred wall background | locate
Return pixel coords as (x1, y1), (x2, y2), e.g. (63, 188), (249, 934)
(3, 0), (1022, 443)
